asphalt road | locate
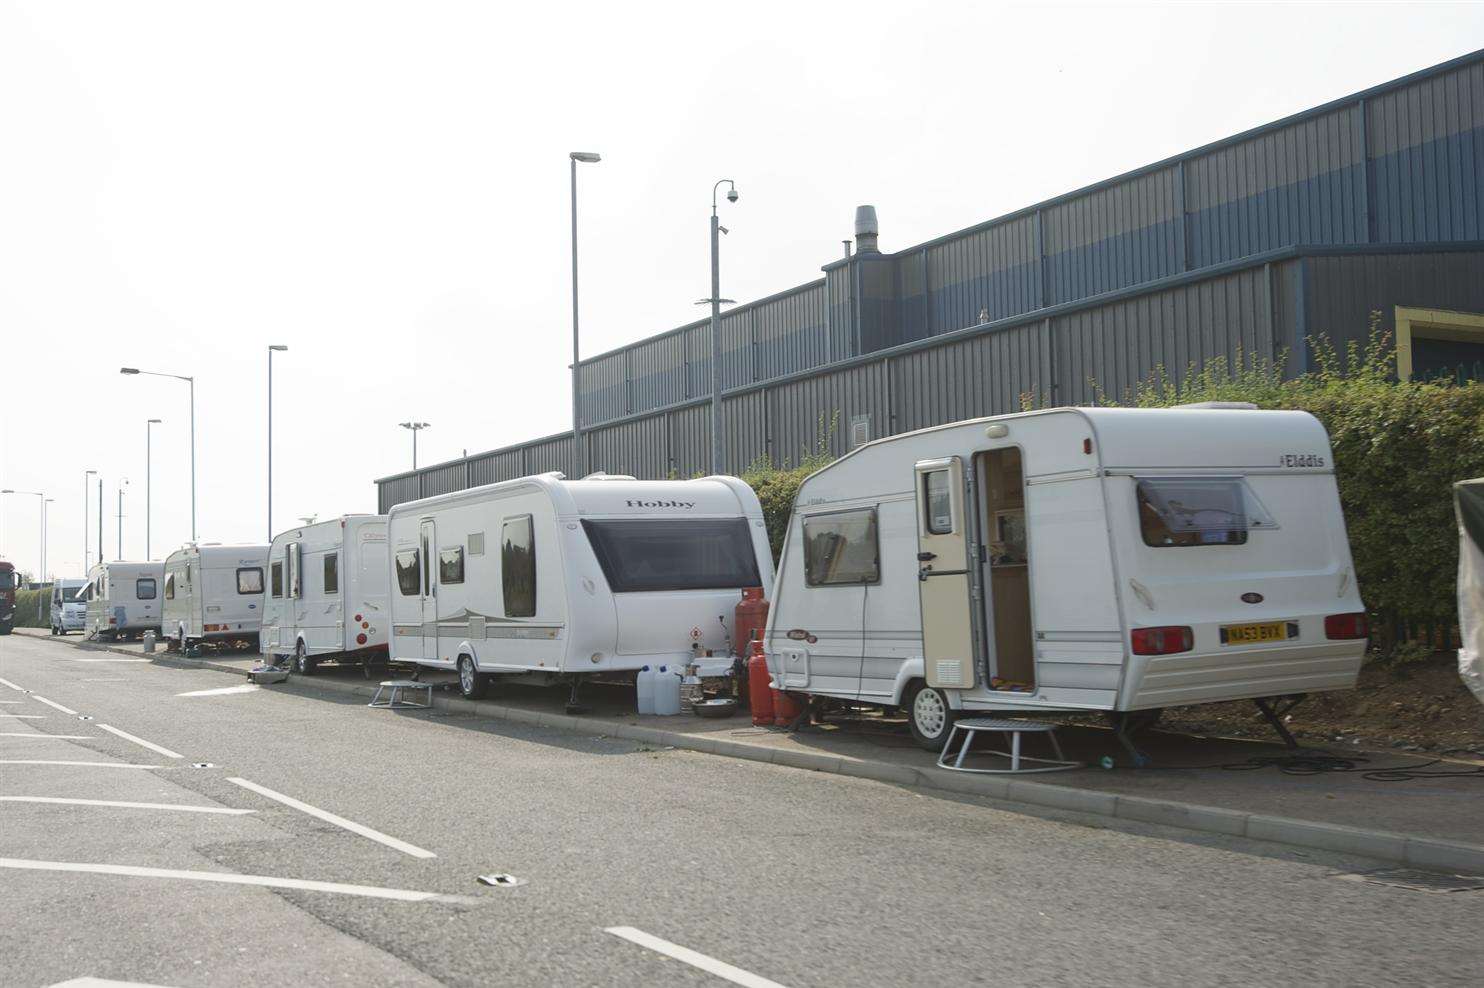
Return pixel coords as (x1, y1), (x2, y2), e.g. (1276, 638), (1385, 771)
(0, 633), (1479, 988)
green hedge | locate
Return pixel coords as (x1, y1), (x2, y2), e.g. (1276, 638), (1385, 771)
(12, 588), (49, 628)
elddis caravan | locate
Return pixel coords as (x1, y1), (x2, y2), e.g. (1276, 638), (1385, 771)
(83, 561), (165, 640)
(764, 405), (1369, 750)
(161, 544), (268, 651)
(386, 473), (774, 702)
(263, 515), (389, 674)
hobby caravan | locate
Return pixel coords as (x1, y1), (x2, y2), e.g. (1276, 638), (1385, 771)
(263, 515), (390, 673)
(386, 473), (774, 700)
(765, 406), (1369, 750)
(83, 561), (164, 640)
(161, 544), (268, 651)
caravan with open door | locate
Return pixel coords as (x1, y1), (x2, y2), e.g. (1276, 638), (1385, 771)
(161, 544), (268, 651)
(386, 472), (774, 701)
(263, 515), (389, 674)
(764, 405), (1370, 750)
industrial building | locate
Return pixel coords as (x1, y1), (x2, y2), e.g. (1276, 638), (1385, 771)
(378, 49), (1484, 511)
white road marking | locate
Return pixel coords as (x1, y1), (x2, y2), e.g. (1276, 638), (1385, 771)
(47, 977), (179, 987)
(604, 927), (791, 988)
(0, 714), (45, 719)
(0, 699), (22, 703)
(0, 760), (171, 770)
(227, 777), (436, 859)
(64, 658), (150, 663)
(0, 857), (454, 902)
(0, 676), (25, 690)
(97, 724), (184, 759)
(0, 733), (93, 740)
(31, 695), (79, 715)
(0, 797), (253, 815)
(176, 684), (259, 697)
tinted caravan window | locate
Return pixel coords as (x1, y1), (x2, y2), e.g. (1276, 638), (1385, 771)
(581, 518), (761, 593)
(323, 553), (339, 595)
(1135, 477), (1276, 548)
(135, 578), (156, 600)
(395, 549), (420, 596)
(501, 516), (536, 617)
(270, 561), (284, 598)
(802, 509), (880, 586)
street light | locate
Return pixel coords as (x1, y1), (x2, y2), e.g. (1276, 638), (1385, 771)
(116, 479), (129, 561)
(267, 345), (288, 540)
(399, 422), (430, 469)
(1, 489), (44, 586)
(121, 367), (196, 539)
(83, 469), (96, 571)
(42, 498), (53, 584)
(569, 150), (601, 478)
(707, 179), (739, 475)
(146, 420), (161, 559)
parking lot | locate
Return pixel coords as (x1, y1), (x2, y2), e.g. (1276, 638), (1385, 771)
(3, 632), (1483, 986)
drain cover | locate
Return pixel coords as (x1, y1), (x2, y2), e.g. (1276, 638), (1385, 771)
(77, 715), (94, 721)
(1339, 868), (1484, 893)
(191, 762), (215, 769)
(477, 873), (527, 888)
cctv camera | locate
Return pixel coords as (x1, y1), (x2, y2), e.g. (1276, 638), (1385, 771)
(726, 188), (738, 203)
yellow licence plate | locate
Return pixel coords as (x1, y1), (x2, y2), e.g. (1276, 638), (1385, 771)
(1221, 621), (1291, 645)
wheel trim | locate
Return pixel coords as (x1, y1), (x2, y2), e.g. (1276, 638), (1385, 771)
(914, 688), (948, 738)
(459, 658), (474, 694)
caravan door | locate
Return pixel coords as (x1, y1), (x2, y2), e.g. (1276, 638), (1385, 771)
(914, 457), (977, 690)
(419, 519), (438, 662)
(282, 542), (301, 647)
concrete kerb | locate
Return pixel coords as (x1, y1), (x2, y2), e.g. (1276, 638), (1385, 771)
(24, 631), (1484, 874)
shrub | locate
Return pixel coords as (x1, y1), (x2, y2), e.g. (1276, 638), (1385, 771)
(13, 588), (49, 628)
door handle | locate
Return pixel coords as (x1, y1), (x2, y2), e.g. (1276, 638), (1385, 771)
(917, 551), (937, 562)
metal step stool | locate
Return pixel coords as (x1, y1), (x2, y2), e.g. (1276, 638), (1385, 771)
(369, 680), (432, 709)
(937, 717), (1079, 774)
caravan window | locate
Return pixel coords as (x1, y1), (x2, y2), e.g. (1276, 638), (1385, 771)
(164, 574), (175, 600)
(237, 567), (264, 594)
(924, 470), (953, 534)
(323, 553), (339, 594)
(395, 548), (420, 596)
(803, 509), (880, 586)
(136, 578), (156, 600)
(1135, 477), (1276, 548)
(501, 516), (536, 617)
(581, 519), (761, 593)
(439, 547), (465, 585)
(270, 561), (283, 598)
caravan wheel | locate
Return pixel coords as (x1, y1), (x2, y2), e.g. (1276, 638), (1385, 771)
(294, 643), (317, 676)
(458, 655), (489, 700)
(906, 681), (959, 751)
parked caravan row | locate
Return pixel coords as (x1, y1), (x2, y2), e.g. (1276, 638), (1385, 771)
(82, 561), (164, 640)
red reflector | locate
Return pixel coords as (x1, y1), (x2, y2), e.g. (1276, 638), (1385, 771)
(1324, 613), (1369, 640)
(1083, 438), (1093, 454)
(354, 614), (362, 622)
(1131, 626), (1194, 655)
(356, 633), (368, 646)
(108, 617), (117, 625)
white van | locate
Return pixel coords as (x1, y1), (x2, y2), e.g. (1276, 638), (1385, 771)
(49, 579), (88, 635)
(83, 562), (165, 641)
(765, 405), (1369, 750)
(263, 515), (390, 674)
(386, 473), (774, 702)
(161, 544), (269, 651)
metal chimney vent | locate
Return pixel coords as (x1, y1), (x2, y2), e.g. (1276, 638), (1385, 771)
(854, 205), (879, 253)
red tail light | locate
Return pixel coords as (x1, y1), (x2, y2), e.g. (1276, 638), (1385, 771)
(1324, 612), (1369, 640)
(1131, 626), (1194, 655)
(356, 633), (368, 646)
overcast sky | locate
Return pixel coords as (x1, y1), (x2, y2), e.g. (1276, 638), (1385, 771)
(2, 1), (1481, 579)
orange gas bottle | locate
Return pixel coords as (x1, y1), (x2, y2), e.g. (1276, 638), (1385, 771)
(733, 587), (770, 659)
(772, 688), (803, 727)
(746, 639), (775, 727)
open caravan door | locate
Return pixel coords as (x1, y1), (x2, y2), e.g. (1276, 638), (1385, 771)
(914, 457), (976, 690)
(1456, 478), (1484, 707)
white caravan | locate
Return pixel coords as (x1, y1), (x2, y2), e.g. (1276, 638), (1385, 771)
(83, 562), (165, 640)
(161, 544), (269, 651)
(765, 405), (1369, 751)
(263, 515), (390, 674)
(49, 579), (88, 635)
(386, 473), (774, 702)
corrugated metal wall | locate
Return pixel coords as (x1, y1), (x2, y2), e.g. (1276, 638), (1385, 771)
(1307, 250), (1484, 347)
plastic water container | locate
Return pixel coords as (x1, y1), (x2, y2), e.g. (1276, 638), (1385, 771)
(142, 630), (156, 654)
(635, 666), (656, 715)
(653, 665), (682, 716)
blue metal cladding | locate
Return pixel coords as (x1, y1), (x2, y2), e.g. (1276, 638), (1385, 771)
(579, 351), (628, 426)
(767, 361), (890, 464)
(589, 415), (667, 478)
(420, 462), (467, 499)
(923, 216), (1039, 333)
(628, 329), (690, 414)
(1368, 60), (1484, 242)
(378, 475), (422, 513)
(890, 320), (1053, 434)
(1306, 250), (1484, 348)
(668, 403), (711, 477)
(752, 283), (829, 381)
(524, 434), (575, 477)
(1186, 105), (1366, 267)
(722, 390), (769, 474)
(1043, 168), (1182, 303)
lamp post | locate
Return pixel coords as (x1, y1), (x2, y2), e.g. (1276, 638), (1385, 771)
(42, 498), (53, 583)
(568, 151), (601, 478)
(120, 367), (195, 540)
(399, 422), (430, 469)
(83, 469), (96, 571)
(1, 489), (44, 585)
(267, 345), (287, 540)
(116, 480), (128, 561)
(707, 179), (739, 475)
(146, 420), (161, 559)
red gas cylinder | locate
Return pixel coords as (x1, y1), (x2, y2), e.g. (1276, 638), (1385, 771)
(733, 587), (770, 658)
(772, 688), (803, 727)
(746, 639), (775, 727)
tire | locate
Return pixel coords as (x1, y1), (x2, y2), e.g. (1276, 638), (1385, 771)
(294, 642), (317, 676)
(905, 680), (959, 751)
(458, 654), (488, 700)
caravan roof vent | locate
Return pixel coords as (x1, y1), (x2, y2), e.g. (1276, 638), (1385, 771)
(580, 472), (639, 481)
(1175, 401), (1259, 411)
